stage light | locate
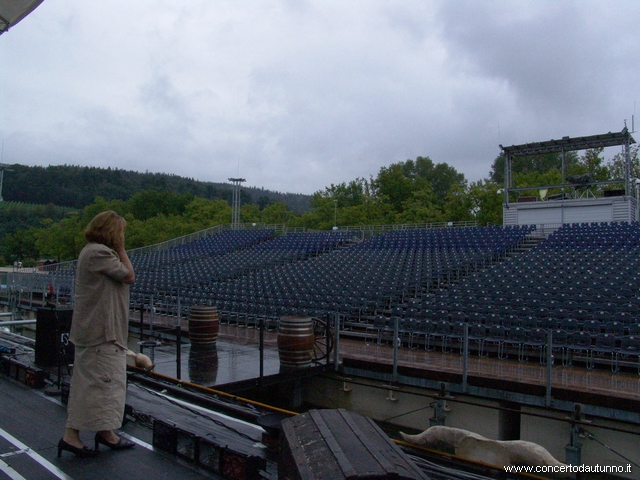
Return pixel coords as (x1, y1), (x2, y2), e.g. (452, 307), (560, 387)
(196, 437), (222, 473)
(151, 419), (267, 478)
(152, 419), (177, 454)
(220, 449), (266, 480)
(24, 367), (46, 388)
(8, 358), (20, 379)
(175, 427), (197, 462)
(16, 362), (27, 384)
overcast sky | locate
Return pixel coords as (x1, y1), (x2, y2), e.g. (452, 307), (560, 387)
(1, 1), (638, 195)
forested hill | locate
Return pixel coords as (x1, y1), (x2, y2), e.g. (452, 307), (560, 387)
(2, 164), (311, 213)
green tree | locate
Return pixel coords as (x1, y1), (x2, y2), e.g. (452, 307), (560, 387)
(336, 198), (396, 227)
(2, 228), (40, 263)
(568, 148), (608, 182)
(396, 185), (445, 223)
(34, 215), (84, 261)
(183, 198), (232, 230)
(372, 157), (465, 213)
(430, 161), (467, 201)
(128, 190), (194, 221)
(468, 180), (503, 226)
(442, 184), (474, 222)
(80, 197), (128, 227)
(305, 196), (340, 230)
(373, 163), (420, 213)
(256, 195), (272, 210)
(606, 145), (640, 181)
(260, 202), (295, 224)
(240, 204), (261, 223)
(513, 168), (563, 199)
(315, 178), (370, 208)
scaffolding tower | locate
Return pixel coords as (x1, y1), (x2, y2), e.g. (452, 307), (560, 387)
(228, 177), (245, 230)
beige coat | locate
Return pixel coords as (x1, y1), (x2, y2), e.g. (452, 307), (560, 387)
(65, 343), (127, 431)
(66, 242), (131, 431)
(70, 242), (130, 348)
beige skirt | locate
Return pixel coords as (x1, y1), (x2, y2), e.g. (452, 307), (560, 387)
(65, 342), (127, 431)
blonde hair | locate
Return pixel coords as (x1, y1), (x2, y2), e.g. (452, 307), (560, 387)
(84, 211), (126, 249)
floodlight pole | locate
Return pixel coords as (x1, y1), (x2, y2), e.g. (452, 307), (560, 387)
(636, 179), (640, 222)
(625, 127), (632, 196)
(228, 177), (245, 230)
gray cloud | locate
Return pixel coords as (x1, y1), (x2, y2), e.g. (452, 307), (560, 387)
(1, 0), (638, 195)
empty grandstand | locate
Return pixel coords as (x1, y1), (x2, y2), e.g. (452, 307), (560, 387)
(6, 219), (640, 373)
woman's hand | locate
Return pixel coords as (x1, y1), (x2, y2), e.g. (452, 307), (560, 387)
(114, 244), (135, 285)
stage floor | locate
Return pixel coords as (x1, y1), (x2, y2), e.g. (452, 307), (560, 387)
(143, 324), (640, 402)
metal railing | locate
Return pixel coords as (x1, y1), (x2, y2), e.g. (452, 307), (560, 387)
(127, 222), (287, 257)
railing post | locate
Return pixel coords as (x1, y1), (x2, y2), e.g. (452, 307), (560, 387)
(462, 324), (469, 392)
(139, 303), (144, 341)
(333, 313), (340, 371)
(259, 317), (264, 380)
(149, 295), (154, 336)
(546, 329), (553, 407)
(392, 316), (399, 382)
(176, 297), (182, 380)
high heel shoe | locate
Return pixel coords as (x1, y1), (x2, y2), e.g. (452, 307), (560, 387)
(94, 433), (135, 451)
(57, 438), (99, 458)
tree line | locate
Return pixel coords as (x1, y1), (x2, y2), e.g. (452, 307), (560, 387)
(1, 164), (311, 213)
(1, 147), (637, 266)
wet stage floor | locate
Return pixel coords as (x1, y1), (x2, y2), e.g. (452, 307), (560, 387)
(141, 324), (640, 402)
(140, 324), (282, 387)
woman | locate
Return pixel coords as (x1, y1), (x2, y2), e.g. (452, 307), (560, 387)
(58, 211), (136, 457)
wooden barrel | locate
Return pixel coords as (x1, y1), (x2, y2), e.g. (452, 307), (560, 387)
(277, 316), (315, 369)
(188, 305), (219, 345)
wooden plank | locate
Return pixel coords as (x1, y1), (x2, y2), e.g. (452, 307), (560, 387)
(338, 410), (397, 475)
(279, 419), (316, 480)
(309, 409), (357, 479)
(280, 410), (428, 480)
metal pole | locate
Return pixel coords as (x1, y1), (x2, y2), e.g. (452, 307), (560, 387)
(259, 318), (264, 379)
(139, 303), (144, 341)
(625, 132), (631, 196)
(0, 320), (34, 326)
(176, 297), (182, 380)
(149, 295), (154, 336)
(634, 178), (640, 222)
(504, 154), (510, 206)
(392, 317), (399, 382)
(333, 313), (340, 371)
(462, 324), (469, 392)
(546, 329), (553, 407)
